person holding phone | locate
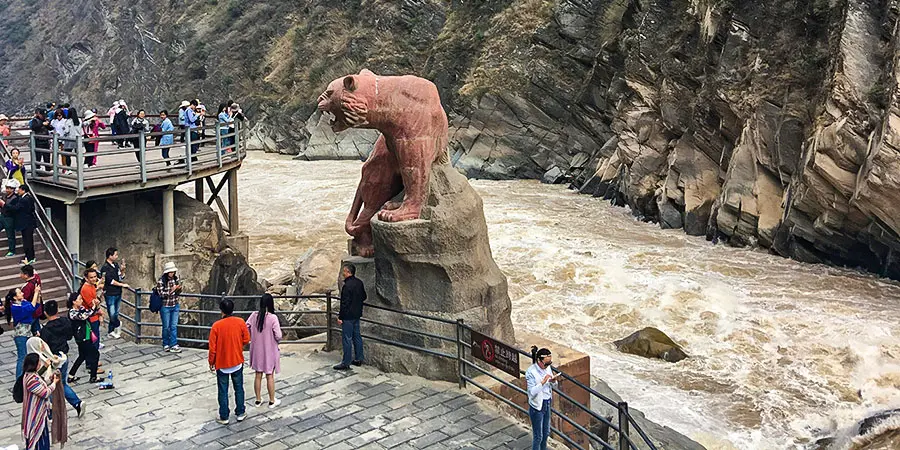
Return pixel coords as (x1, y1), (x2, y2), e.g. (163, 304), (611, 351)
(526, 346), (560, 450)
(20, 353), (58, 450)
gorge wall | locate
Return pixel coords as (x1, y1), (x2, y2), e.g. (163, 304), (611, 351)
(3, 0), (900, 278)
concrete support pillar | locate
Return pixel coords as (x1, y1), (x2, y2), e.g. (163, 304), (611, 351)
(228, 169), (239, 235)
(66, 203), (80, 256)
(162, 189), (175, 254)
(195, 179), (204, 203)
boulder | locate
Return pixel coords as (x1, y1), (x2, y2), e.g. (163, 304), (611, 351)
(346, 163), (515, 381)
(293, 248), (340, 295)
(614, 327), (688, 363)
(541, 166), (565, 184)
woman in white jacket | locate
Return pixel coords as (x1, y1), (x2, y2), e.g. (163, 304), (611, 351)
(525, 346), (559, 450)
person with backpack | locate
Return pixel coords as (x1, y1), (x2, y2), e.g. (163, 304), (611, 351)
(5, 287), (38, 378)
(39, 300), (85, 417)
(67, 291), (101, 384)
(156, 261), (182, 353)
(18, 353), (57, 450)
(246, 293), (283, 408)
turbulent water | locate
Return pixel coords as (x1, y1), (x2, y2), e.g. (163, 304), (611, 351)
(232, 153), (900, 449)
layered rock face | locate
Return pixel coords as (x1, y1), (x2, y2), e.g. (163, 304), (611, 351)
(5, 0), (900, 277)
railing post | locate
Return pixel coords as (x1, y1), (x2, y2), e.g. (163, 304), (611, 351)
(75, 134), (84, 192)
(139, 130), (147, 183)
(51, 134), (59, 182)
(70, 253), (78, 292)
(325, 291), (333, 352)
(618, 402), (630, 450)
(456, 319), (466, 389)
(185, 128), (193, 176)
(134, 290), (142, 345)
(215, 122), (223, 168)
(29, 134), (36, 177)
(234, 120), (241, 157)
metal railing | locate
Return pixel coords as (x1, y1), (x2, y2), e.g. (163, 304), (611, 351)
(5, 117), (245, 194)
(91, 285), (658, 450)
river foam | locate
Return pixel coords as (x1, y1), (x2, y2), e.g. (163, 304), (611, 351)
(223, 153), (900, 448)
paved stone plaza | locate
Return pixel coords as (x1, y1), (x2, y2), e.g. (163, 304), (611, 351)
(0, 335), (535, 449)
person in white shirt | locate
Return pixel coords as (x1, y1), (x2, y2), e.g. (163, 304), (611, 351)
(525, 346), (559, 450)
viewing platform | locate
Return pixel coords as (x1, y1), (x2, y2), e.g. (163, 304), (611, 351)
(3, 116), (246, 257)
(0, 335), (535, 449)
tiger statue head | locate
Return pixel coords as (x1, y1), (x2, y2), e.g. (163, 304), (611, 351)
(317, 69), (378, 133)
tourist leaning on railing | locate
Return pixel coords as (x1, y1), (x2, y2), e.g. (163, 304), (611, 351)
(156, 261), (182, 353)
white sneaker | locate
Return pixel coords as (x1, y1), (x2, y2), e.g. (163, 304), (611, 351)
(163, 346), (170, 352)
(236, 413), (246, 422)
(268, 398), (281, 409)
(216, 417), (229, 425)
(169, 345), (182, 353)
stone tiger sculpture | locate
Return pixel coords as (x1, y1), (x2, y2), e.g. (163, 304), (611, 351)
(317, 69), (449, 257)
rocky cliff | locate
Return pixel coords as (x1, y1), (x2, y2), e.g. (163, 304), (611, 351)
(3, 0), (900, 278)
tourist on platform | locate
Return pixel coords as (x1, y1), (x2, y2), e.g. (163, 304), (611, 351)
(112, 103), (130, 149)
(178, 101), (189, 143)
(6, 287), (38, 377)
(39, 300), (85, 416)
(0, 179), (19, 257)
(129, 110), (151, 161)
(0, 114), (10, 147)
(6, 147), (26, 185)
(247, 293), (282, 408)
(106, 101), (119, 128)
(526, 346), (559, 450)
(29, 109), (52, 173)
(156, 261), (182, 352)
(186, 100), (201, 155)
(49, 108), (67, 148)
(19, 353), (56, 450)
(62, 107), (82, 173)
(217, 103), (234, 154)
(198, 104), (208, 146)
(100, 248), (129, 339)
(8, 184), (37, 265)
(334, 263), (365, 371)
(82, 110), (106, 167)
(20, 264), (42, 335)
(158, 110), (175, 166)
(208, 298), (250, 425)
(67, 291), (101, 383)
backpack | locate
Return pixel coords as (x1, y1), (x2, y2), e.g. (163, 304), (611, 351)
(149, 288), (163, 314)
(12, 375), (24, 403)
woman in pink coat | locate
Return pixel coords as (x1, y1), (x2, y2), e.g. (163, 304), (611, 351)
(246, 293), (282, 408)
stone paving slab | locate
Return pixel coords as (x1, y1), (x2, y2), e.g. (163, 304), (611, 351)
(0, 334), (534, 449)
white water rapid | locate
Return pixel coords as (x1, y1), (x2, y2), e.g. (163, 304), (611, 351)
(226, 153), (900, 448)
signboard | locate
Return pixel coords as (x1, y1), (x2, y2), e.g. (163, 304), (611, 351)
(471, 330), (520, 378)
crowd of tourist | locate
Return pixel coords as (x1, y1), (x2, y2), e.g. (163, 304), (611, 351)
(10, 99), (246, 175)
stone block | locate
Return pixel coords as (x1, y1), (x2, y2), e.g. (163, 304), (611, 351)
(225, 232), (250, 258)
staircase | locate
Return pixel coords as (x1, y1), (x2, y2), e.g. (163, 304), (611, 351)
(0, 142), (75, 330)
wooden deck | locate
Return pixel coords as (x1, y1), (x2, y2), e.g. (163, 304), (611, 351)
(5, 123), (245, 203)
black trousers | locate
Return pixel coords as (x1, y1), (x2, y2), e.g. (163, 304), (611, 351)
(36, 147), (50, 171)
(20, 227), (34, 261)
(70, 339), (99, 379)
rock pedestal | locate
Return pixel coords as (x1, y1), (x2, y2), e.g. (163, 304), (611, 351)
(338, 164), (515, 381)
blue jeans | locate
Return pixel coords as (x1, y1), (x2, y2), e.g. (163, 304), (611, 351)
(59, 360), (82, 409)
(14, 335), (28, 378)
(216, 367), (245, 420)
(160, 304), (180, 348)
(529, 399), (551, 450)
(341, 319), (363, 366)
(105, 295), (122, 333)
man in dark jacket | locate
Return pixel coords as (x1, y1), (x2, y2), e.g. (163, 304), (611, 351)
(0, 179), (19, 257)
(29, 108), (52, 171)
(334, 263), (366, 371)
(7, 184), (36, 264)
(40, 300), (85, 417)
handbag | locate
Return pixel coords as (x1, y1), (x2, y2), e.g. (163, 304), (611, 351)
(149, 289), (163, 314)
